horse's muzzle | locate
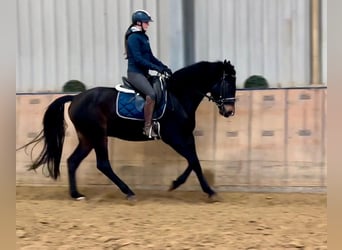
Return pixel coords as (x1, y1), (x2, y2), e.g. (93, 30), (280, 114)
(219, 104), (235, 118)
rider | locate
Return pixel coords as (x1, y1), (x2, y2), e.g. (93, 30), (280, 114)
(124, 9), (172, 138)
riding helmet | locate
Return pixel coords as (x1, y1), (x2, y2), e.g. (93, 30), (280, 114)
(132, 10), (153, 24)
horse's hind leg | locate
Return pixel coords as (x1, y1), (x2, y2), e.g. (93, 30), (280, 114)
(67, 140), (92, 199)
(93, 137), (135, 199)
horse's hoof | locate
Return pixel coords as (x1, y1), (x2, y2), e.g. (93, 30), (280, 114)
(75, 196), (86, 201)
(168, 181), (176, 191)
(126, 194), (137, 203)
(71, 192), (86, 201)
(207, 193), (221, 203)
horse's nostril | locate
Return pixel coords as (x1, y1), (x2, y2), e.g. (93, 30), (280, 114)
(223, 111), (230, 117)
(225, 111), (234, 117)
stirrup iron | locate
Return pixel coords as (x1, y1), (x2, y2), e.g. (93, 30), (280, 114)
(143, 121), (160, 139)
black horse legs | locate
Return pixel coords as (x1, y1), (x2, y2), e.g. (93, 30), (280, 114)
(167, 135), (216, 197)
(170, 159), (215, 197)
(68, 134), (135, 199)
(169, 166), (192, 190)
(67, 143), (92, 199)
(94, 140), (135, 198)
(190, 159), (216, 197)
(96, 159), (135, 197)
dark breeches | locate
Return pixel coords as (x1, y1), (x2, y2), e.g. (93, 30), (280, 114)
(127, 72), (156, 100)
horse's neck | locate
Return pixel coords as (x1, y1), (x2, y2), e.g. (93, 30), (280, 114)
(169, 90), (204, 117)
(168, 62), (221, 116)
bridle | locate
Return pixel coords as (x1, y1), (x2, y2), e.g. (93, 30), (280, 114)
(201, 72), (236, 108)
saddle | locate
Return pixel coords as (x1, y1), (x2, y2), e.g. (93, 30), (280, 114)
(115, 75), (167, 121)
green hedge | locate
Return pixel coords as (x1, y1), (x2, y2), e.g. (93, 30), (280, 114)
(62, 80), (86, 92)
(244, 75), (269, 89)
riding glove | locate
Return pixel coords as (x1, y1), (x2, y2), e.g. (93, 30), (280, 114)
(162, 66), (173, 76)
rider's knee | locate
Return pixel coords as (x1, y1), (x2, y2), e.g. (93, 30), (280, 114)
(146, 94), (156, 102)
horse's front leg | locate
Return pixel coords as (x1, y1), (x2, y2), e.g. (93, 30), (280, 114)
(168, 165), (192, 191)
(166, 135), (216, 197)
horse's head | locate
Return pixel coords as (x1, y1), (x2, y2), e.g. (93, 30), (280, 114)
(210, 60), (236, 118)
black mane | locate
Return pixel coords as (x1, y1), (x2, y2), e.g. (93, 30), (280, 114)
(165, 61), (226, 114)
(168, 61), (224, 93)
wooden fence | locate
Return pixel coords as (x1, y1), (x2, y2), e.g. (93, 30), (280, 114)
(16, 87), (326, 192)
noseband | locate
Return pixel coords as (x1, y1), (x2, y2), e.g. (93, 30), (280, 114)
(202, 73), (236, 108)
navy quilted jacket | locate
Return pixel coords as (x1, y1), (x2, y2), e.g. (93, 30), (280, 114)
(126, 29), (166, 76)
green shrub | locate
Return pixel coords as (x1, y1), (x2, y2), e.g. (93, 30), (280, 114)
(244, 75), (269, 89)
(62, 80), (86, 92)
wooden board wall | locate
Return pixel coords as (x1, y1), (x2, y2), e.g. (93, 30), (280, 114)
(16, 88), (327, 192)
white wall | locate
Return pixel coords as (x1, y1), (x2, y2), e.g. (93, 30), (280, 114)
(16, 0), (185, 92)
(16, 0), (326, 92)
(194, 0), (313, 88)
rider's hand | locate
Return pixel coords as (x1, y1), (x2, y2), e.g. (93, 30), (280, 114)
(162, 67), (172, 76)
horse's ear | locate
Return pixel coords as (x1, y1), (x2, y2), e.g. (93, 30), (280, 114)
(223, 59), (227, 64)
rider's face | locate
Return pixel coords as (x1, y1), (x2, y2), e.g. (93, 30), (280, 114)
(142, 22), (150, 31)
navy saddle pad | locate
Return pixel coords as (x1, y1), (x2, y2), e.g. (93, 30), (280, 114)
(115, 76), (167, 121)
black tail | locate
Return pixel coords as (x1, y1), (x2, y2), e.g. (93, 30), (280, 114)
(17, 95), (74, 179)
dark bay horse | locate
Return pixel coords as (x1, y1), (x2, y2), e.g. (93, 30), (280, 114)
(19, 60), (236, 200)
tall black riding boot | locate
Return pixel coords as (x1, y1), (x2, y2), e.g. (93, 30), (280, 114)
(143, 96), (158, 138)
